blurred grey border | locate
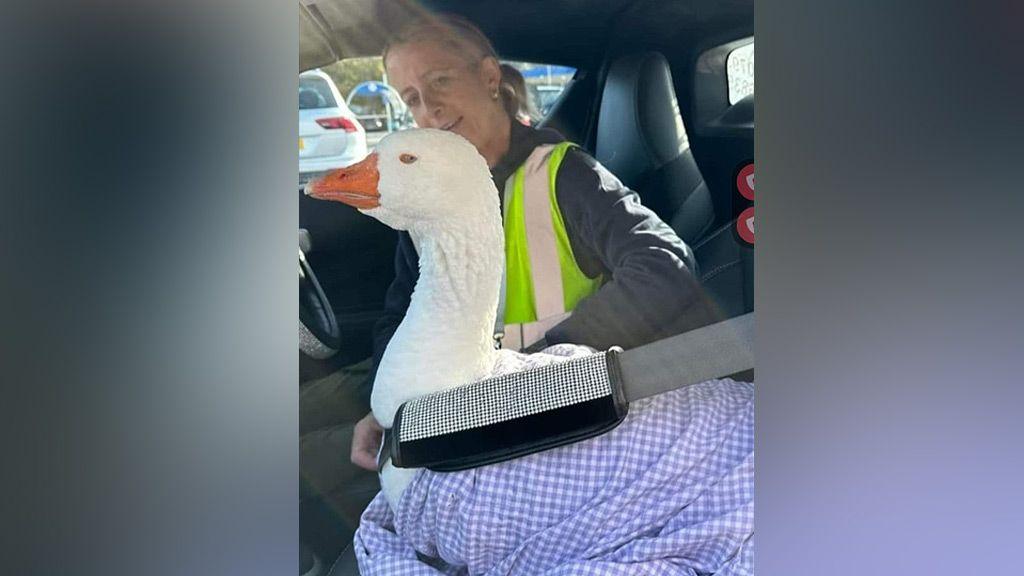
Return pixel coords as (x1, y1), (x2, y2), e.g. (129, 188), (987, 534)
(757, 1), (1023, 574)
(2, 1), (1023, 575)
(1, 2), (297, 574)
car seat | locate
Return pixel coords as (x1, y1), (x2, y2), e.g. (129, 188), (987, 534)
(595, 52), (753, 317)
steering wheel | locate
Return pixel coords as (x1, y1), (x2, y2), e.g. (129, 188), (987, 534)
(300, 229), (340, 359)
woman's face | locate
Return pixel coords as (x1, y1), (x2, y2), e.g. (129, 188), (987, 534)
(385, 40), (508, 163)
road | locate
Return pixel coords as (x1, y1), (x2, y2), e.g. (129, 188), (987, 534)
(366, 131), (387, 149)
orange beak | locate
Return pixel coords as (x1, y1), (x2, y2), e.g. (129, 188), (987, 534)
(305, 153), (380, 209)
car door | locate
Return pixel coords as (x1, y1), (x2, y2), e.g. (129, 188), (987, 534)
(689, 39), (755, 229)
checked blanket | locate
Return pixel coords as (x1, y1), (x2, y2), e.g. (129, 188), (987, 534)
(354, 344), (754, 576)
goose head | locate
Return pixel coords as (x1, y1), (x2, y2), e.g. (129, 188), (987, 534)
(305, 128), (499, 233)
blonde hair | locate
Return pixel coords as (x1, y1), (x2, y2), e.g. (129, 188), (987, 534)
(383, 14), (525, 120)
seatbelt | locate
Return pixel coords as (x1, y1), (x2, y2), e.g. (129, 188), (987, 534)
(493, 263), (506, 349)
(381, 313), (754, 472)
(618, 311), (753, 402)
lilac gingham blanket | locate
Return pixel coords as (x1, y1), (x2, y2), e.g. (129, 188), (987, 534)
(354, 345), (754, 575)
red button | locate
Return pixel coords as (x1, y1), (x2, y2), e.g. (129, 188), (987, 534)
(737, 163), (755, 201)
(736, 206), (755, 245)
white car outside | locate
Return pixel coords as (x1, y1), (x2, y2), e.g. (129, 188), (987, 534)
(299, 69), (368, 188)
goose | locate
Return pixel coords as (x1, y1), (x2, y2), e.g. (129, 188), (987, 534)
(306, 128), (515, 508)
(307, 129), (755, 574)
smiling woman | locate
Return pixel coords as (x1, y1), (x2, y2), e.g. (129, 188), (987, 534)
(299, 3), (754, 574)
(306, 10), (735, 574)
(382, 17), (515, 167)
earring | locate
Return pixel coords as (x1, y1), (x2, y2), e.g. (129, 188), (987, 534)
(491, 90), (500, 100)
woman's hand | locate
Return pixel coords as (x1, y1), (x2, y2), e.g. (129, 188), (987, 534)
(350, 412), (384, 471)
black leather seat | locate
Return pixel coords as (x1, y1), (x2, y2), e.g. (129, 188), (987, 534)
(596, 52), (714, 245)
(595, 52), (752, 317)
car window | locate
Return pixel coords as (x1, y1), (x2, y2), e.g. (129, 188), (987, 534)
(726, 42), (754, 105)
(313, 57), (575, 140)
(315, 58), (413, 142)
(299, 76), (338, 110)
(346, 82), (395, 113)
(500, 61), (576, 124)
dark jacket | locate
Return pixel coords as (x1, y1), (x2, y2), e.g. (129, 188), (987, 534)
(359, 123), (713, 405)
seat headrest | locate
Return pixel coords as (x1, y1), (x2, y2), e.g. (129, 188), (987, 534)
(596, 52), (690, 187)
(299, 89), (324, 110)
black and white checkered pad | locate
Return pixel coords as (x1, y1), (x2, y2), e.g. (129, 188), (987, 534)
(390, 350), (629, 472)
(398, 351), (614, 441)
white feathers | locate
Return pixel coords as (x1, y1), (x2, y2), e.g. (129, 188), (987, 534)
(361, 130), (505, 510)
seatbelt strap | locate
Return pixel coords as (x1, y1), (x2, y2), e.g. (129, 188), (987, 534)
(493, 263), (506, 349)
(618, 312), (754, 402)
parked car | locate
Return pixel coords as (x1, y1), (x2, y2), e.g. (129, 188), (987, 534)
(346, 81), (414, 133)
(299, 69), (368, 188)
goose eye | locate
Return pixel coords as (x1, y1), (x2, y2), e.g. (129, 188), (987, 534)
(399, 153), (418, 164)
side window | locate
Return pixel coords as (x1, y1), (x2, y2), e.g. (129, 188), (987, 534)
(727, 43), (755, 104)
(499, 61), (577, 125)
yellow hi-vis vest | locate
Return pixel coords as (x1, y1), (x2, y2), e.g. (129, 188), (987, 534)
(498, 142), (604, 351)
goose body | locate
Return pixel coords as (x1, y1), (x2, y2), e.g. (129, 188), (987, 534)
(309, 129), (509, 507)
(371, 199), (505, 506)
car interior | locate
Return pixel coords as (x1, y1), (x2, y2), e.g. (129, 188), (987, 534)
(298, 0), (753, 573)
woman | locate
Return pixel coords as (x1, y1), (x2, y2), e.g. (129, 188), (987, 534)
(340, 15), (748, 576)
(351, 13), (713, 471)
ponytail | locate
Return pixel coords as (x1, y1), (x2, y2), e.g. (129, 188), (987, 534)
(499, 63), (535, 123)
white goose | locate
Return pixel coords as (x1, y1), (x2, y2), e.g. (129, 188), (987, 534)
(307, 129), (517, 508)
(307, 131), (755, 576)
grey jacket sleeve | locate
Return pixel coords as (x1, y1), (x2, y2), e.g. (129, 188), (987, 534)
(544, 149), (716, 351)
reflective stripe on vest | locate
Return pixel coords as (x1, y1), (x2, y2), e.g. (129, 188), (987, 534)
(499, 142), (603, 350)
